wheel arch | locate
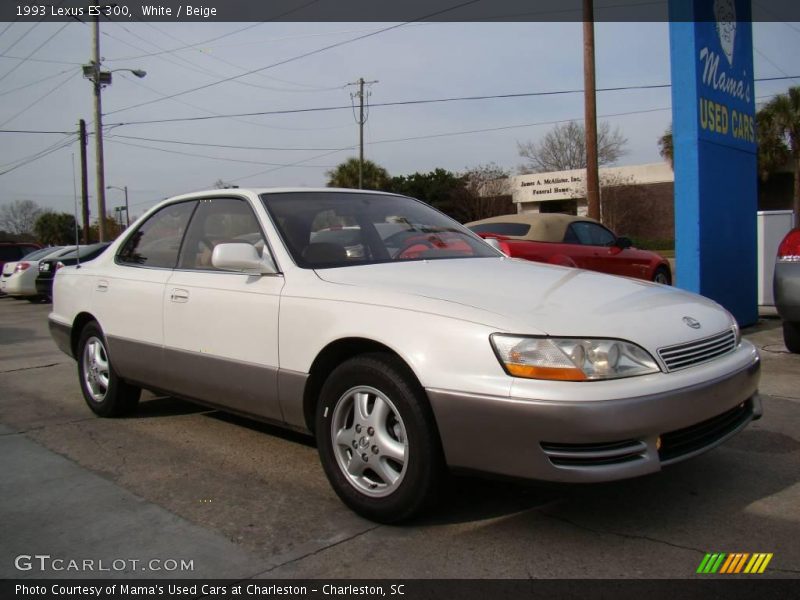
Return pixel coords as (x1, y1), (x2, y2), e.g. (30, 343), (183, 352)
(71, 312), (100, 358)
(302, 337), (422, 434)
(651, 260), (672, 284)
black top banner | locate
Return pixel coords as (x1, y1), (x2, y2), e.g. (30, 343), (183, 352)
(2, 0), (800, 23)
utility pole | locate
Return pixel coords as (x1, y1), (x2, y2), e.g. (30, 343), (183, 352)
(92, 17), (107, 241)
(583, 0), (601, 221)
(347, 77), (378, 189)
(78, 119), (90, 244)
(83, 19), (146, 241)
(123, 185), (129, 227)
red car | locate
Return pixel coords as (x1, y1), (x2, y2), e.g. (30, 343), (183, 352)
(467, 213), (671, 284)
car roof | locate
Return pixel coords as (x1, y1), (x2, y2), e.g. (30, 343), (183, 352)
(465, 213), (601, 242)
(161, 187), (403, 204)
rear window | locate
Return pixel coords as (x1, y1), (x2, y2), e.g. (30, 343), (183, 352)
(469, 223), (531, 237)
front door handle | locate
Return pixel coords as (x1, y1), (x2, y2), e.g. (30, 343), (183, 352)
(170, 288), (189, 303)
(96, 280), (109, 292)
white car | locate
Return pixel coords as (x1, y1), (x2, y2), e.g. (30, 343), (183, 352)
(1, 246), (73, 300)
(48, 188), (761, 522)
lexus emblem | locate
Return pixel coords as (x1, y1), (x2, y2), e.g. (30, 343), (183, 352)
(683, 316), (702, 329)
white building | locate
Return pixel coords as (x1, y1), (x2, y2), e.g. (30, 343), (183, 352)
(512, 162), (675, 216)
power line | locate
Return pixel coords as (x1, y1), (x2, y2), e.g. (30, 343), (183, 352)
(0, 22), (71, 86)
(0, 54), (83, 65)
(0, 21), (20, 41)
(0, 134), (77, 176)
(107, 22), (267, 61)
(0, 67), (76, 98)
(105, 75), (800, 128)
(0, 22), (40, 56)
(136, 21), (345, 93)
(105, 82), (674, 126)
(114, 72), (349, 133)
(0, 70), (77, 127)
(104, 0), (485, 116)
(105, 0), (327, 63)
(0, 128), (76, 134)
(110, 133), (344, 151)
(105, 137), (339, 168)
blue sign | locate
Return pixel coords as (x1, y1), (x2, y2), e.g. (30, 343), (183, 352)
(694, 1), (757, 153)
(669, 0), (758, 326)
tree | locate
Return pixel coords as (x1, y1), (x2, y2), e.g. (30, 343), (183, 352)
(0, 199), (42, 236)
(658, 125), (673, 168)
(326, 158), (390, 191)
(387, 168), (465, 214)
(34, 212), (78, 245)
(760, 87), (800, 222)
(517, 121), (627, 174)
(213, 178), (237, 189)
(87, 215), (124, 242)
(450, 163), (512, 223)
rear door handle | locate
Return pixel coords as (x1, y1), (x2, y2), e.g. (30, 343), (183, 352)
(96, 280), (109, 292)
(170, 288), (189, 303)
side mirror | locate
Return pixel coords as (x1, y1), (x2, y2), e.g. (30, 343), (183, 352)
(212, 243), (277, 274)
(616, 236), (633, 250)
(483, 237), (508, 256)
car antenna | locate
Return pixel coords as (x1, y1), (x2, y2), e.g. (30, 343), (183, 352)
(71, 152), (81, 269)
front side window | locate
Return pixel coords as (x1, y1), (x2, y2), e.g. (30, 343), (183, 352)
(117, 201), (196, 268)
(262, 192), (499, 269)
(566, 222), (616, 247)
(178, 198), (267, 271)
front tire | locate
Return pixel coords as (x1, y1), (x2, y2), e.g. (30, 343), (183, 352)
(316, 353), (444, 523)
(783, 321), (800, 354)
(77, 322), (141, 417)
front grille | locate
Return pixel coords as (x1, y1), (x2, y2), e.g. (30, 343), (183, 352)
(541, 439), (647, 467)
(658, 399), (753, 463)
(657, 328), (737, 372)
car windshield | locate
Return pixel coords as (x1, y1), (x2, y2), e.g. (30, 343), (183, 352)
(58, 243), (109, 260)
(261, 191), (499, 268)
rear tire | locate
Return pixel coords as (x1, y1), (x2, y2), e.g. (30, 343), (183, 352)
(783, 321), (800, 354)
(316, 353), (444, 523)
(77, 322), (141, 417)
(653, 266), (672, 285)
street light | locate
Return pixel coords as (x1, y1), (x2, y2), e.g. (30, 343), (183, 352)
(106, 185), (129, 227)
(82, 16), (145, 242)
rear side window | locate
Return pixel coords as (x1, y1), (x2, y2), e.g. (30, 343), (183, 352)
(469, 223), (531, 237)
(117, 202), (196, 268)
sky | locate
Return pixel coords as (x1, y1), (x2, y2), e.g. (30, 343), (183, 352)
(0, 18), (799, 219)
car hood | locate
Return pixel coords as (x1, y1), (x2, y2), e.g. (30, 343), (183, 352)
(314, 257), (733, 351)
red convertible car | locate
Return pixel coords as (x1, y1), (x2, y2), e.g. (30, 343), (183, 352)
(467, 213), (672, 284)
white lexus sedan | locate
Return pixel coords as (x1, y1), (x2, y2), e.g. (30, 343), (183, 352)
(48, 188), (761, 522)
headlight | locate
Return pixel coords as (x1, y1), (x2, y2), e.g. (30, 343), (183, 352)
(490, 334), (660, 381)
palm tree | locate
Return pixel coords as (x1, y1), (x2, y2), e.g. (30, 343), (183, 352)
(658, 125), (673, 168)
(755, 109), (790, 183)
(326, 158), (390, 191)
(761, 87), (800, 223)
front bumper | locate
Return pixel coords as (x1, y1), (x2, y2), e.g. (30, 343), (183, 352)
(427, 355), (760, 483)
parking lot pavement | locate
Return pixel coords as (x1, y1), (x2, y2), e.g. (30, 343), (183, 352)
(1, 296), (799, 579)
